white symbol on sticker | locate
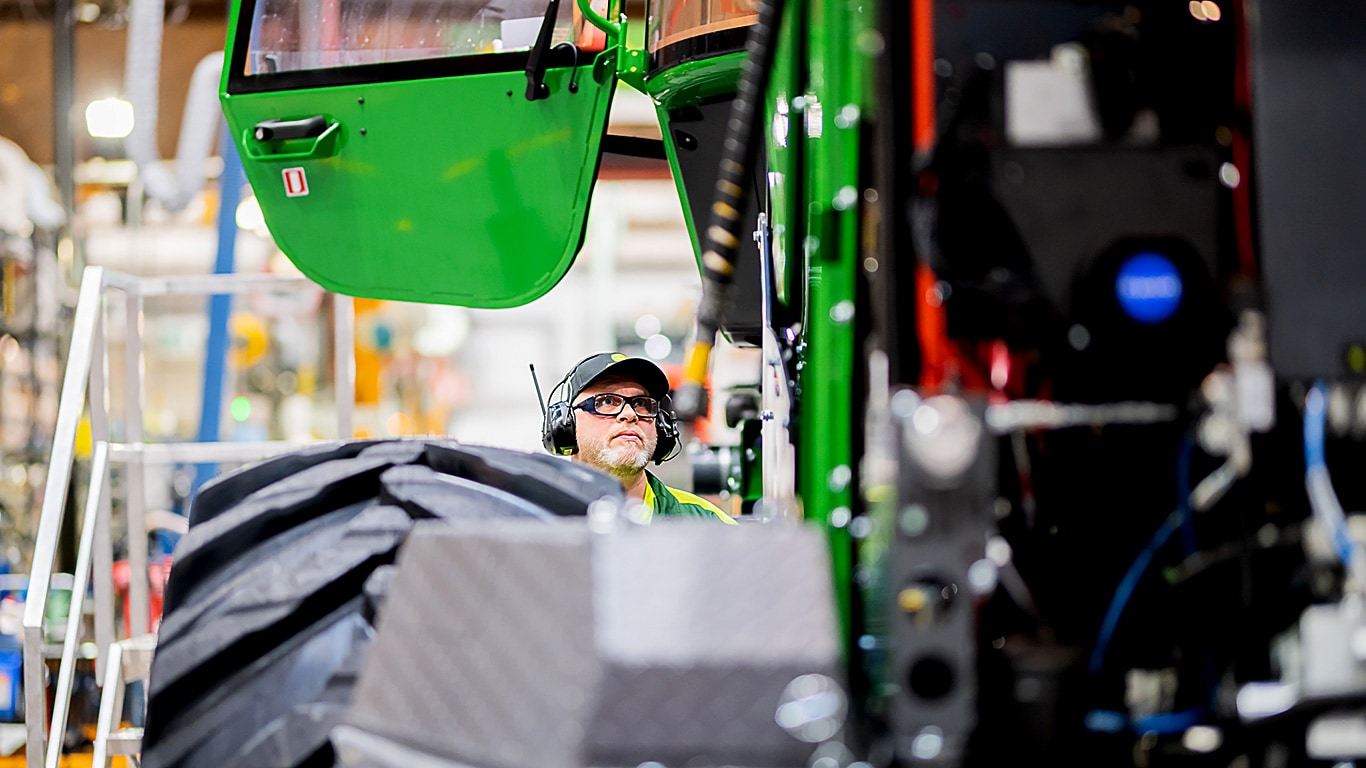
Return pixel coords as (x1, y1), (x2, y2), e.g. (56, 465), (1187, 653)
(282, 167), (309, 197)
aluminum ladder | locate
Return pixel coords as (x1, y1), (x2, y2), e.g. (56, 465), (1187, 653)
(22, 265), (355, 768)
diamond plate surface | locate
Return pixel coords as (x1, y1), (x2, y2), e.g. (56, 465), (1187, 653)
(346, 521), (841, 768)
(333, 724), (481, 768)
(346, 521), (598, 768)
(595, 523), (839, 665)
(589, 523), (839, 767)
(587, 665), (826, 767)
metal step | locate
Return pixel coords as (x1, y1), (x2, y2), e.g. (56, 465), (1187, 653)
(119, 634), (157, 683)
(92, 636), (157, 767)
(106, 727), (142, 756)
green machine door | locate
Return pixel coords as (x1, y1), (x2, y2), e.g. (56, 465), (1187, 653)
(222, 0), (620, 307)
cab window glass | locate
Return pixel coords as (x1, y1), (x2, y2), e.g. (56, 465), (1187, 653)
(646, 0), (757, 53)
(245, 0), (575, 75)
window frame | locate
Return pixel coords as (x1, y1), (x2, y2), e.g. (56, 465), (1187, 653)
(226, 0), (580, 94)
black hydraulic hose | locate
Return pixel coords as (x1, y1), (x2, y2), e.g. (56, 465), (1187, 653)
(673, 0), (787, 419)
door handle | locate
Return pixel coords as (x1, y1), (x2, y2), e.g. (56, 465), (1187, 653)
(254, 115), (327, 141)
(242, 119), (340, 161)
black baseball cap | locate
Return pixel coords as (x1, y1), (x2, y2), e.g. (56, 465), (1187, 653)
(568, 353), (670, 400)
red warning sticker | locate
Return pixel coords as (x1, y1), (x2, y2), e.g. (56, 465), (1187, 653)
(283, 167), (309, 197)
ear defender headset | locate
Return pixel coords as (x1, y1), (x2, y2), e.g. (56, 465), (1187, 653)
(541, 355), (680, 464)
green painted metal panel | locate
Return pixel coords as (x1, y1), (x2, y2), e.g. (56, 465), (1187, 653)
(648, 55), (745, 276)
(644, 52), (746, 110)
(221, 0), (620, 308)
(764, 6), (798, 308)
(791, 0), (871, 647)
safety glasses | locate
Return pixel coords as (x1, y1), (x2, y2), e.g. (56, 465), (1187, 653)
(573, 393), (661, 418)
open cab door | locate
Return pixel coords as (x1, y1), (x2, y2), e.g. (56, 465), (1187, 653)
(221, 0), (619, 307)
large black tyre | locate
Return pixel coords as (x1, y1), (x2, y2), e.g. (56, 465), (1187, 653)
(141, 439), (621, 768)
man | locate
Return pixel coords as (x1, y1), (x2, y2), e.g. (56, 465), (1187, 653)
(547, 353), (736, 524)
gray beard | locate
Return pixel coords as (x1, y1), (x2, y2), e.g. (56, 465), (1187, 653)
(579, 431), (654, 480)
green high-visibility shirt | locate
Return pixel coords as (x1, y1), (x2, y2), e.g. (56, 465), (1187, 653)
(642, 472), (738, 525)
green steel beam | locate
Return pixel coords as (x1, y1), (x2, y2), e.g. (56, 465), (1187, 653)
(794, 0), (871, 646)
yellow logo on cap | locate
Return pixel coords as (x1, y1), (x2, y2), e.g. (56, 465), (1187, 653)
(611, 354), (627, 362)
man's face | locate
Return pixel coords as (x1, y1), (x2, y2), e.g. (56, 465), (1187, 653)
(573, 375), (659, 477)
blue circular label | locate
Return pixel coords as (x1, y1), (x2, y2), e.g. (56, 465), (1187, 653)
(1115, 252), (1183, 324)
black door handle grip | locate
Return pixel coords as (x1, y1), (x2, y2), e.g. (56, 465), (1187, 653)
(254, 115), (328, 142)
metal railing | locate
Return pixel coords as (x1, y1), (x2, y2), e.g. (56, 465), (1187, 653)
(22, 265), (355, 768)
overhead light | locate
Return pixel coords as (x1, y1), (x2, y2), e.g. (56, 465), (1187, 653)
(85, 98), (134, 139)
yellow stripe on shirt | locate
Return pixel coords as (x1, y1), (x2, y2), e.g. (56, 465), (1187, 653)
(641, 482), (657, 523)
(663, 487), (739, 525)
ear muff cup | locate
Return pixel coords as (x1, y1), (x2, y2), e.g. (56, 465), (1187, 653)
(542, 355), (596, 456)
(652, 402), (680, 464)
(542, 400), (579, 456)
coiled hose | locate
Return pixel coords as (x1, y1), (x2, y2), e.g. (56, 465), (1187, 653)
(673, 0), (787, 419)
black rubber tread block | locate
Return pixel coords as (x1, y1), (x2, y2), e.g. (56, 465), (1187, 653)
(361, 565), (397, 625)
(188, 441), (380, 528)
(157, 500), (374, 646)
(226, 621), (374, 768)
(226, 702), (345, 768)
(145, 505), (412, 745)
(421, 441), (624, 516)
(377, 464), (559, 522)
(355, 440), (441, 462)
(164, 444), (426, 612)
(142, 598), (373, 768)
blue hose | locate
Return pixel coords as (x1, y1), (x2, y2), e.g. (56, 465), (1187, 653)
(1089, 435), (1195, 675)
(1304, 382), (1356, 567)
(1084, 707), (1203, 735)
(1176, 436), (1197, 557)
(1088, 510), (1183, 675)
